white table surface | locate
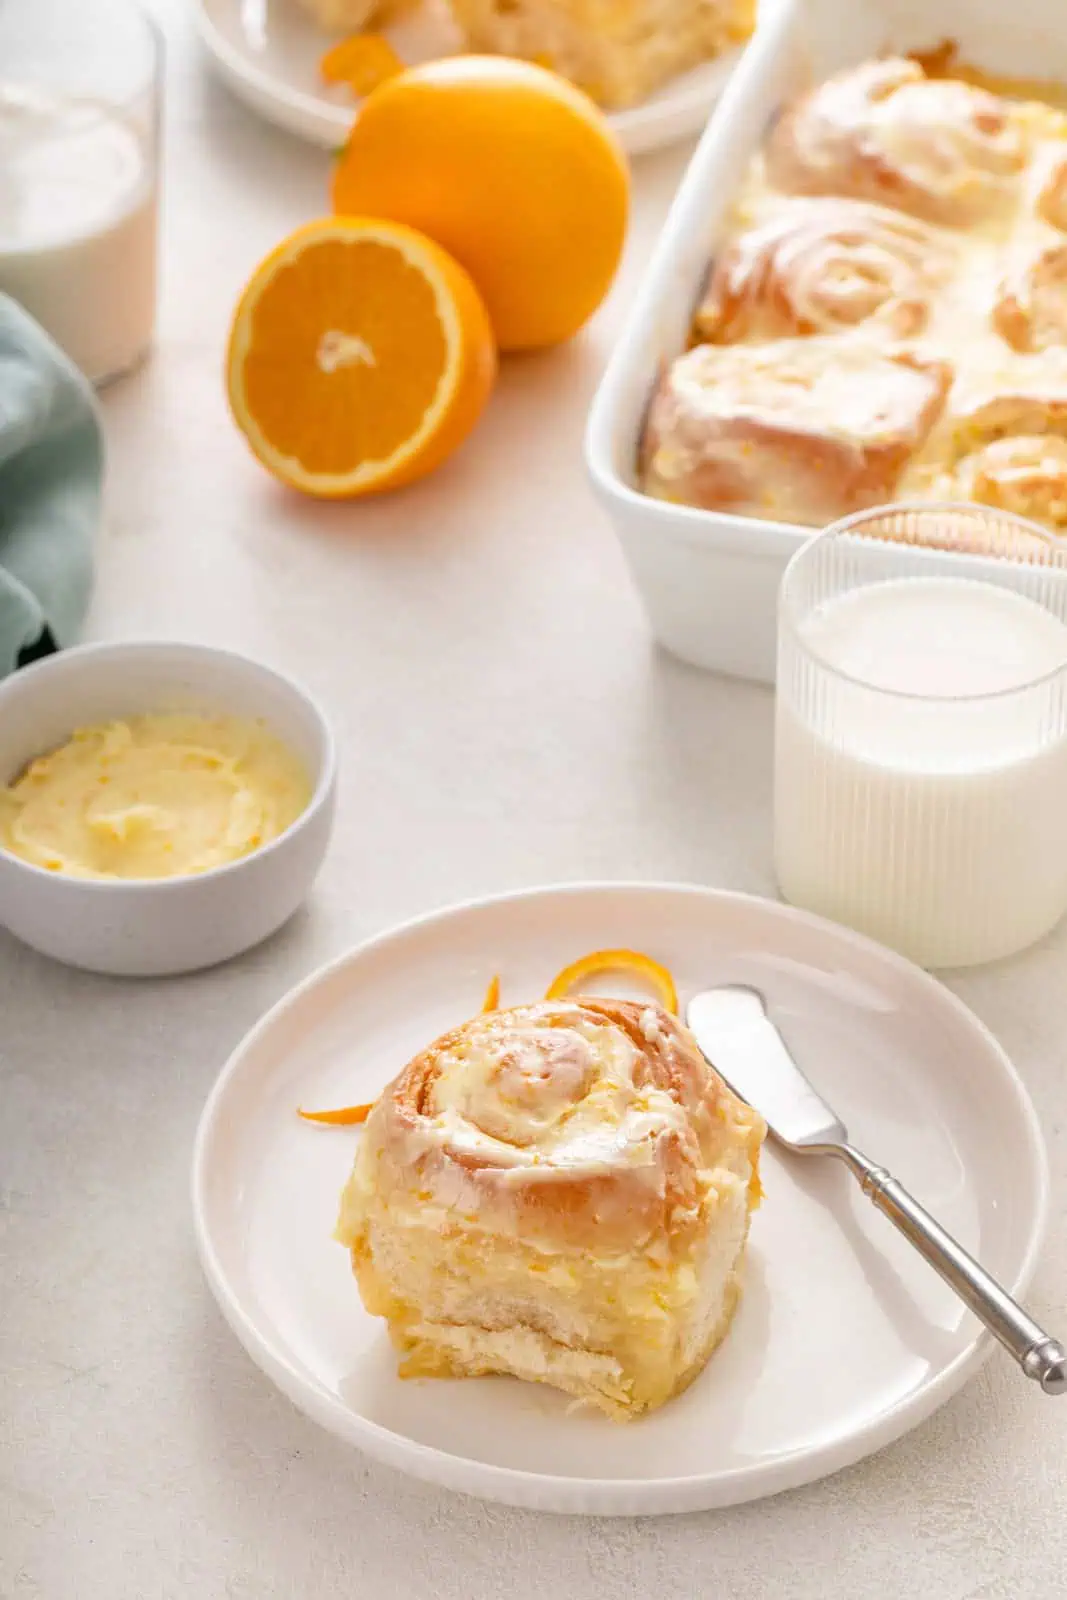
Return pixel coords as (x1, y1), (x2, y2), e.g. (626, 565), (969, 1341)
(3, 4), (1066, 1595)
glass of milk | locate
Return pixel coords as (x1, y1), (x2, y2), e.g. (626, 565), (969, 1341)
(775, 504), (1067, 969)
(0, 0), (161, 385)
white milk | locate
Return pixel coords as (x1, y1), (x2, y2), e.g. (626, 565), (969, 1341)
(0, 85), (156, 384)
(775, 576), (1067, 967)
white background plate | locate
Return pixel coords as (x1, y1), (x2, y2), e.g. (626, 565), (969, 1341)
(192, 884), (1048, 1514)
(193, 0), (745, 155)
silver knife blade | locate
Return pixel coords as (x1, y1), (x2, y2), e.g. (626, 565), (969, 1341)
(687, 988), (1067, 1395)
(686, 985), (847, 1150)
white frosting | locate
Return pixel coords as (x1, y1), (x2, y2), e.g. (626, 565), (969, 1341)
(701, 93), (1067, 525)
(707, 197), (955, 340)
(408, 1002), (691, 1184)
(862, 78), (1023, 206)
(663, 335), (941, 456)
(639, 1007), (665, 1044)
(784, 60), (1026, 222)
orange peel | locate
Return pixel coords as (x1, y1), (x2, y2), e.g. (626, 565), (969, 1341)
(299, 956), (677, 1125)
(545, 948), (678, 1014)
(226, 216), (496, 499)
(300, 974), (501, 1124)
(298, 1101), (374, 1126)
(320, 35), (404, 96)
(330, 57), (629, 352)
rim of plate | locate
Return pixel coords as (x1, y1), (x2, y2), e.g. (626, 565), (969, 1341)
(192, 0), (742, 154)
(193, 0), (363, 142)
(191, 881), (1050, 1514)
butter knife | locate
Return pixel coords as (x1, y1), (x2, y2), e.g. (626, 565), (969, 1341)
(687, 985), (1066, 1396)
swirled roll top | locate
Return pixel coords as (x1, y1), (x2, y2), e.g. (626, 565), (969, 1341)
(337, 995), (764, 1416)
(357, 999), (758, 1252)
(643, 337), (952, 525)
(994, 243), (1067, 352)
(643, 52), (1067, 533)
(695, 198), (956, 343)
(767, 57), (1027, 225)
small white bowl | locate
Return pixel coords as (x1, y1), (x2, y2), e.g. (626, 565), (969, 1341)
(0, 641), (336, 976)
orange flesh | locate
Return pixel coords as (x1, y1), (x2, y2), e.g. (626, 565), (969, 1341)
(240, 238), (448, 476)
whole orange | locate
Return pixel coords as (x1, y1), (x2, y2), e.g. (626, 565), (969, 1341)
(331, 57), (630, 352)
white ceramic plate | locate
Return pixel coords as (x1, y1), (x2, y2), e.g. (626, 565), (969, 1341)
(192, 883), (1048, 1514)
(193, 0), (746, 155)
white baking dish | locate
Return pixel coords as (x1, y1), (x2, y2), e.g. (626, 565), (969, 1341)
(586, 0), (1067, 682)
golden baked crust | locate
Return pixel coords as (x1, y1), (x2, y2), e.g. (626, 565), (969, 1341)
(915, 359), (1067, 530)
(765, 57), (1027, 226)
(1034, 147), (1067, 232)
(695, 196), (955, 342)
(446, 0), (754, 110)
(643, 54), (1067, 537)
(993, 242), (1067, 352)
(949, 435), (1067, 529)
(643, 336), (952, 525)
(336, 997), (765, 1419)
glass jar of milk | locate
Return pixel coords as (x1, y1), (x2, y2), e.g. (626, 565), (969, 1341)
(775, 504), (1067, 969)
(0, 0), (160, 385)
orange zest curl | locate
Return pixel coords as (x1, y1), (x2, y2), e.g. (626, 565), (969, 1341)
(297, 1101), (374, 1126)
(544, 948), (678, 1014)
(299, 956), (676, 1126)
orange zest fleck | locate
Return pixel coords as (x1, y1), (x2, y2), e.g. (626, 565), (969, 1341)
(481, 974), (501, 1013)
(545, 948), (678, 1014)
(297, 1101), (374, 1125)
(320, 34), (404, 96)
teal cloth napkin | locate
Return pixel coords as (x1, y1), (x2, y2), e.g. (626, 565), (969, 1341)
(0, 293), (100, 677)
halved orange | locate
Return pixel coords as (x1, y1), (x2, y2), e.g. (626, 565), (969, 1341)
(226, 217), (497, 498)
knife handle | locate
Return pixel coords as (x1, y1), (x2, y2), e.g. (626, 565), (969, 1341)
(837, 1145), (1065, 1396)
